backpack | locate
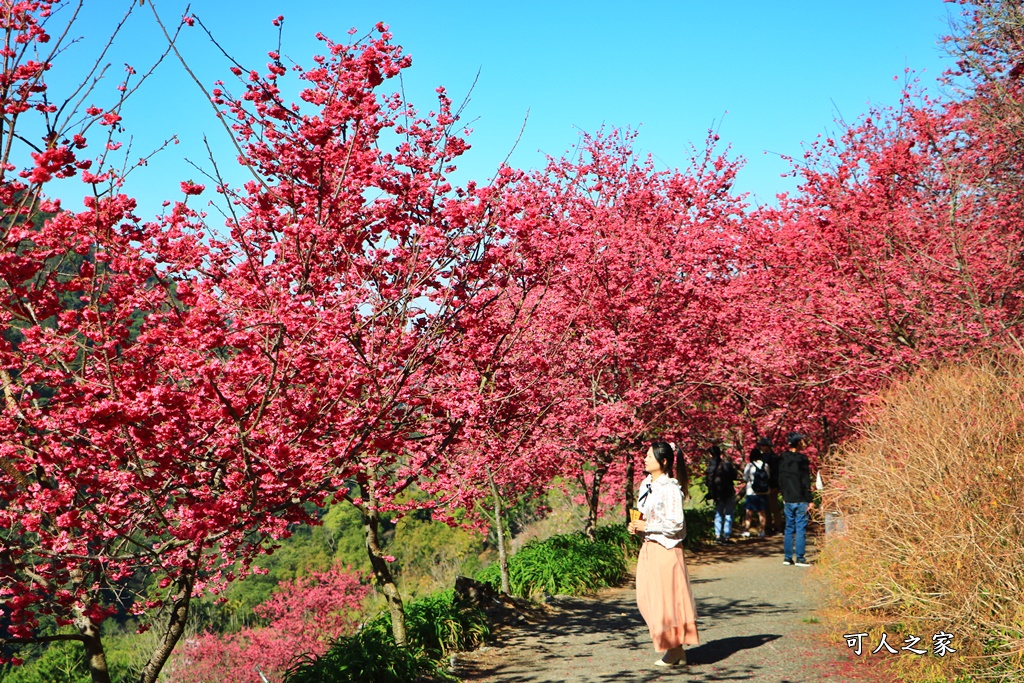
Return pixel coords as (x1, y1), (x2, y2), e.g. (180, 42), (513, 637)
(751, 461), (770, 494)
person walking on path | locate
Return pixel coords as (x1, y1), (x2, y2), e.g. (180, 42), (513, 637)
(627, 441), (699, 667)
(740, 449), (770, 538)
(751, 436), (781, 534)
(779, 432), (814, 567)
(704, 444), (737, 544)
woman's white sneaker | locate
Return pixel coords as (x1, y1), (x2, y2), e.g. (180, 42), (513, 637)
(655, 647), (686, 666)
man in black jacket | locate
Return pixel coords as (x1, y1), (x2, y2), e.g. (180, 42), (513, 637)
(778, 433), (814, 567)
(705, 444), (738, 544)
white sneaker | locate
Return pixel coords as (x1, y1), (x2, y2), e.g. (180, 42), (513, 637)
(654, 648), (686, 667)
(741, 531), (751, 538)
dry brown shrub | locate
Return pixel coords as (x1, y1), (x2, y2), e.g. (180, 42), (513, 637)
(819, 355), (1024, 682)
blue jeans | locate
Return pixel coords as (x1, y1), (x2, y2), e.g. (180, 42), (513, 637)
(784, 502), (809, 560)
(714, 496), (736, 538)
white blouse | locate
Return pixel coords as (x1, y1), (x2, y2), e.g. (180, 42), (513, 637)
(637, 474), (686, 549)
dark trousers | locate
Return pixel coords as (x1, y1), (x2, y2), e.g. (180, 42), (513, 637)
(766, 489), (781, 533)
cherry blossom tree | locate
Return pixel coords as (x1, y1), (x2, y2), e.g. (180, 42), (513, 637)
(512, 130), (746, 534)
(1, 4), (507, 681)
(424, 187), (573, 592)
(943, 0), (1024, 149)
(724, 84), (1024, 451)
(165, 566), (369, 683)
(154, 10), (517, 649)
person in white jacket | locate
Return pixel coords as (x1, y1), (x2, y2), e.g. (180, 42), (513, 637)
(741, 451), (771, 538)
(627, 441), (699, 667)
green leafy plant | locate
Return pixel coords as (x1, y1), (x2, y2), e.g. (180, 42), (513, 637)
(378, 590), (490, 657)
(592, 524), (642, 559)
(281, 630), (442, 683)
(0, 628), (147, 683)
(681, 504), (718, 550)
(475, 531), (627, 598)
(281, 590), (487, 683)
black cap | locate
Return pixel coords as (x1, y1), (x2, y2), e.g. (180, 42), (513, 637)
(787, 432), (806, 447)
(757, 436), (772, 447)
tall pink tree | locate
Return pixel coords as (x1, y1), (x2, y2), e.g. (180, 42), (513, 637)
(722, 84), (1024, 451)
(170, 13), (513, 648)
(0, 6), (508, 682)
(510, 130), (747, 534)
(425, 185), (575, 592)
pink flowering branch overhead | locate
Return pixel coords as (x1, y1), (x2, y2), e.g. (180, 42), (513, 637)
(721, 83), (1024, 451)
(0, 6), (507, 681)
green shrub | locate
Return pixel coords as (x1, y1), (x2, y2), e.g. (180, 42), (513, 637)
(0, 628), (148, 683)
(593, 524), (642, 559)
(380, 590), (490, 656)
(0, 641), (89, 683)
(681, 504), (717, 550)
(282, 629), (444, 683)
(281, 590), (487, 683)
(475, 531), (627, 598)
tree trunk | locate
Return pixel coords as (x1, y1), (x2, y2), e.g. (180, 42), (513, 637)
(583, 462), (606, 541)
(486, 466), (511, 595)
(73, 614), (111, 683)
(135, 557), (198, 683)
(360, 484), (407, 646)
(821, 414), (835, 456)
(623, 449), (635, 526)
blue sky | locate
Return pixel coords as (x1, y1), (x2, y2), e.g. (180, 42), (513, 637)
(44, 1), (956, 217)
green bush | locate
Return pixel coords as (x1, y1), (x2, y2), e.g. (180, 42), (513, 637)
(0, 641), (90, 683)
(0, 628), (147, 683)
(375, 590), (490, 657)
(282, 590), (487, 683)
(593, 524), (642, 559)
(282, 630), (443, 683)
(474, 531), (627, 598)
(681, 504), (717, 550)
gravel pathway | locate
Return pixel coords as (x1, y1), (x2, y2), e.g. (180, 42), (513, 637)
(455, 536), (888, 683)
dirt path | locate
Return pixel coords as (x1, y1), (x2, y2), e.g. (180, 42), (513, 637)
(455, 536), (887, 682)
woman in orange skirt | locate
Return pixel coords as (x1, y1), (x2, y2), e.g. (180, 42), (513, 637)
(627, 441), (699, 667)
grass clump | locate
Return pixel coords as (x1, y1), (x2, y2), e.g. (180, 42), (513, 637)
(593, 523), (643, 558)
(819, 355), (1024, 683)
(475, 530), (627, 598)
(401, 589), (490, 656)
(282, 631), (436, 683)
(681, 503), (717, 549)
(282, 590), (488, 683)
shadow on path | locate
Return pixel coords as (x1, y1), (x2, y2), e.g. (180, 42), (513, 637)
(687, 534), (807, 566)
(687, 634), (782, 665)
(457, 536), (884, 683)
(700, 595), (796, 620)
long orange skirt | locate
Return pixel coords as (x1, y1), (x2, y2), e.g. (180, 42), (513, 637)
(636, 540), (699, 650)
